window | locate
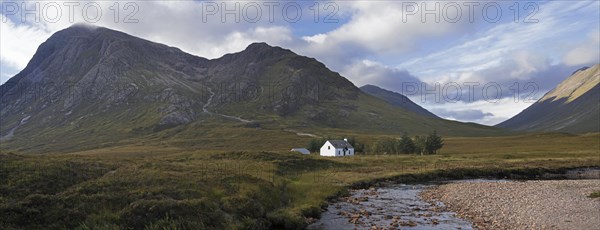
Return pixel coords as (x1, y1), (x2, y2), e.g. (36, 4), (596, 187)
(328, 146), (330, 150)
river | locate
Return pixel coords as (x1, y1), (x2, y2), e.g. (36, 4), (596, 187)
(308, 168), (599, 230)
(308, 182), (478, 230)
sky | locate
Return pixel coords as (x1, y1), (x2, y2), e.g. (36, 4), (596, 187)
(1, 0), (599, 125)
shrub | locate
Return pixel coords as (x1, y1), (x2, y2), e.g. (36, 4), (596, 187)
(266, 209), (307, 230)
(119, 198), (229, 229)
(300, 205), (321, 219)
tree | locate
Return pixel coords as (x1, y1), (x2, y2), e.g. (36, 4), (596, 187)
(372, 138), (397, 154)
(307, 139), (320, 153)
(413, 135), (427, 156)
(371, 139), (385, 154)
(307, 137), (329, 153)
(347, 137), (366, 153)
(426, 130), (444, 154)
(397, 133), (416, 154)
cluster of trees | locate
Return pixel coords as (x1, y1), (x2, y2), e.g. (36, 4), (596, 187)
(307, 137), (366, 153)
(371, 131), (444, 155)
(305, 131), (443, 155)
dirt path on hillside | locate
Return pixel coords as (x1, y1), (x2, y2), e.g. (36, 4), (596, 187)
(202, 86), (253, 123)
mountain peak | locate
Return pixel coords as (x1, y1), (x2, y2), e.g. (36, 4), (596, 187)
(361, 84), (382, 90)
(243, 42), (291, 54)
(542, 64), (599, 103)
(214, 42), (294, 63)
(69, 22), (100, 30)
(51, 23), (101, 38)
(571, 66), (590, 75)
(46, 24), (134, 45)
(359, 84), (439, 118)
(246, 42), (272, 49)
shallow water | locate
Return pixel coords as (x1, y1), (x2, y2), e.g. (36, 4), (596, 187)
(308, 183), (474, 230)
(308, 169), (600, 230)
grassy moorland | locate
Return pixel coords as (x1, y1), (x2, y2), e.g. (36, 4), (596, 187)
(0, 132), (599, 229)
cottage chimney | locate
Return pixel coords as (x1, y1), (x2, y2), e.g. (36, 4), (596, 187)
(344, 138), (348, 142)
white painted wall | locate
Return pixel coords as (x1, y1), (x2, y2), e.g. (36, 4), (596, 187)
(320, 141), (355, 157)
(320, 141), (336, 156)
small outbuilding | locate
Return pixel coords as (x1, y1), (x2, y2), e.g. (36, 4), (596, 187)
(291, 148), (311, 155)
(320, 138), (354, 157)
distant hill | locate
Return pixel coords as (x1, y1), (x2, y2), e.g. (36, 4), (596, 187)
(497, 64), (600, 133)
(0, 25), (504, 153)
(360, 84), (438, 118)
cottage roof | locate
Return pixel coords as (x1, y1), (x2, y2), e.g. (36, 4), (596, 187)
(328, 140), (354, 149)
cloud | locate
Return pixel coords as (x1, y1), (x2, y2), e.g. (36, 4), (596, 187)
(0, 71), (15, 85)
(431, 108), (493, 122)
(194, 26), (293, 59)
(563, 31), (600, 66)
(292, 1), (598, 108)
(302, 33), (326, 44)
(424, 98), (534, 125)
(0, 14), (52, 71)
(386, 1), (598, 106)
(295, 1), (478, 71)
(396, 1), (598, 78)
(446, 55), (576, 103)
(304, 1), (471, 55)
(341, 59), (425, 90)
(101, 1), (297, 59)
(365, 51), (576, 106)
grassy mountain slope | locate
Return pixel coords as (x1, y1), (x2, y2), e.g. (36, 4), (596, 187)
(497, 64), (599, 133)
(0, 25), (210, 152)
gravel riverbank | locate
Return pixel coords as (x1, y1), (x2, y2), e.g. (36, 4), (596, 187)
(421, 179), (600, 229)
(308, 184), (474, 230)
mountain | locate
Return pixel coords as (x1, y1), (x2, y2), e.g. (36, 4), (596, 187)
(0, 25), (213, 151)
(0, 25), (504, 153)
(360, 84), (438, 118)
(497, 64), (600, 133)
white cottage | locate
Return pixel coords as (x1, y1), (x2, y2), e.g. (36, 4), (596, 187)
(320, 138), (354, 157)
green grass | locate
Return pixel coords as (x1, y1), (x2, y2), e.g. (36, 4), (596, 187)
(590, 191), (600, 198)
(1, 133), (599, 229)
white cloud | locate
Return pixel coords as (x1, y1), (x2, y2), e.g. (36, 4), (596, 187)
(341, 59), (424, 89)
(194, 26), (293, 59)
(563, 31), (600, 66)
(0, 71), (14, 84)
(302, 33), (326, 44)
(301, 1), (469, 58)
(396, 1), (597, 81)
(424, 98), (533, 125)
(0, 14), (52, 71)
